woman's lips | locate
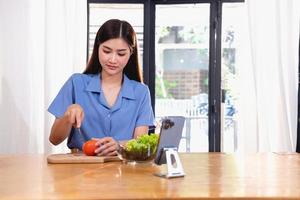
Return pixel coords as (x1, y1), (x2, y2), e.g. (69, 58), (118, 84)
(106, 64), (118, 70)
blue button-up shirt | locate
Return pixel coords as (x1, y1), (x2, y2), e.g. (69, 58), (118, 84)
(48, 73), (155, 150)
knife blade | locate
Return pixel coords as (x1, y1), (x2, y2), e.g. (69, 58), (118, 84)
(76, 127), (86, 143)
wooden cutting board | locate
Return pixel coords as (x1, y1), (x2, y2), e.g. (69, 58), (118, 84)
(47, 153), (121, 164)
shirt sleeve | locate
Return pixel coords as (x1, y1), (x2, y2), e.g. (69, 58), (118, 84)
(135, 86), (155, 127)
(48, 75), (74, 118)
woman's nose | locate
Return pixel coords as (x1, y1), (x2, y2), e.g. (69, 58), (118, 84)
(109, 53), (117, 63)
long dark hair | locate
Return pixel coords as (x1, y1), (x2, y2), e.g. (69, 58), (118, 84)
(84, 19), (143, 83)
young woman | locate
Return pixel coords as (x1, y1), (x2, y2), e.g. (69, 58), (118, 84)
(48, 19), (155, 156)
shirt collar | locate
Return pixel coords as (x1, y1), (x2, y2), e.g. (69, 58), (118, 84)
(85, 74), (101, 93)
(85, 74), (136, 100)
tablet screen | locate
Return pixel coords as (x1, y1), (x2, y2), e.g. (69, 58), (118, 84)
(154, 116), (185, 165)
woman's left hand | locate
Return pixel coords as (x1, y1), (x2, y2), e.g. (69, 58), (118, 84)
(93, 137), (118, 156)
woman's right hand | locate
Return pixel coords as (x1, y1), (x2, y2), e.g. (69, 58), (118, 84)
(49, 104), (84, 145)
(63, 104), (85, 128)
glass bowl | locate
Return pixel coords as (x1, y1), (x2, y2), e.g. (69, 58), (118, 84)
(117, 134), (159, 163)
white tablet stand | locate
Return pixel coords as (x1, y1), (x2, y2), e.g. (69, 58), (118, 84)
(155, 147), (185, 178)
(154, 116), (186, 178)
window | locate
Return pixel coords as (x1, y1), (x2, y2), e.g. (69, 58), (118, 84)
(87, 0), (244, 152)
(155, 4), (210, 152)
(221, 3), (245, 152)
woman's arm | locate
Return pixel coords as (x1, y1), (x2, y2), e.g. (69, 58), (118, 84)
(133, 125), (149, 138)
(49, 117), (72, 145)
(49, 104), (84, 145)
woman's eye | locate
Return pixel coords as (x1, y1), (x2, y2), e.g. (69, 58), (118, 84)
(103, 50), (110, 54)
(118, 53), (126, 57)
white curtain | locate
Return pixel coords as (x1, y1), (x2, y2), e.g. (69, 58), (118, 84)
(0, 0), (87, 154)
(237, 0), (300, 152)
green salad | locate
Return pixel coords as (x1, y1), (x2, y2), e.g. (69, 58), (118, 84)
(126, 134), (159, 154)
(118, 134), (159, 161)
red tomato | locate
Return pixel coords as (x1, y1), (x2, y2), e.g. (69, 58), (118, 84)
(82, 140), (97, 156)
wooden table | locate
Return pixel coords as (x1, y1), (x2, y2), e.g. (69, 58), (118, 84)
(0, 153), (300, 199)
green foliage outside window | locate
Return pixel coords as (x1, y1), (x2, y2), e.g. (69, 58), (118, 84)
(155, 78), (177, 98)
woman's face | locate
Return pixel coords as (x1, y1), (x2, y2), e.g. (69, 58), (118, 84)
(98, 38), (131, 77)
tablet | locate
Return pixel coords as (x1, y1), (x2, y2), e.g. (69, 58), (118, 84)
(154, 116), (185, 165)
